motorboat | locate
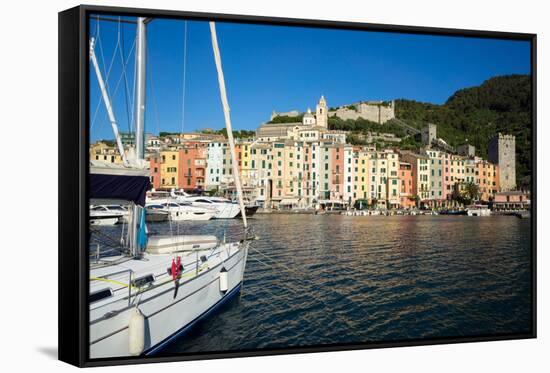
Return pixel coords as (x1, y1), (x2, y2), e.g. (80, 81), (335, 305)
(90, 205), (125, 225)
(235, 204), (260, 218)
(466, 204), (491, 216)
(144, 205), (170, 223)
(157, 201), (216, 221)
(145, 190), (172, 205)
(181, 196), (241, 219)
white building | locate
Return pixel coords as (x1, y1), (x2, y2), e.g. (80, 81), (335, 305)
(343, 145), (354, 204)
(206, 141), (226, 190)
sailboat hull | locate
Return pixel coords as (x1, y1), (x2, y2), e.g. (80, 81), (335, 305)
(89, 246), (247, 358)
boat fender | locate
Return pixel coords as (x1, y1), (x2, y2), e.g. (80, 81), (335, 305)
(219, 267), (228, 293)
(128, 307), (145, 356)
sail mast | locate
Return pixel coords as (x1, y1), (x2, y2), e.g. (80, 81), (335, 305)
(134, 17), (147, 160)
(209, 22), (248, 229)
(129, 17), (148, 256)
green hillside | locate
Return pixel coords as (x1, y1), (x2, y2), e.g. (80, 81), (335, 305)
(395, 74), (532, 186)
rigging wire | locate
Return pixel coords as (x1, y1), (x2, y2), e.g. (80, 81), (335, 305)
(90, 19), (122, 131)
(118, 16), (133, 134)
(147, 50), (162, 140)
(91, 35), (136, 131)
(180, 21), (188, 134)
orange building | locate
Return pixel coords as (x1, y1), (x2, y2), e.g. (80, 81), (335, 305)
(147, 153), (162, 190)
(146, 141), (208, 192)
(399, 162), (416, 208)
(178, 141), (208, 192)
(476, 159), (499, 201)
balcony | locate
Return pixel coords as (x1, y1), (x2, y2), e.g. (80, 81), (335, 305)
(194, 159), (206, 167)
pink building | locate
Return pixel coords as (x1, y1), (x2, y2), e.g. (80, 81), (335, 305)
(442, 152), (452, 200)
(330, 145), (345, 201)
(492, 191), (530, 211)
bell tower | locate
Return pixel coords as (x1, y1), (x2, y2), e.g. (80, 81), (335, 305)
(316, 95), (328, 128)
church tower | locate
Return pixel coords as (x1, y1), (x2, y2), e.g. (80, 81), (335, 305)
(316, 95), (328, 128)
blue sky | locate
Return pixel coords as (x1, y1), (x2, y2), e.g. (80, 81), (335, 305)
(89, 16), (531, 141)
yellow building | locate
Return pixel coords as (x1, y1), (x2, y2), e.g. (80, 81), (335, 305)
(356, 149), (371, 200)
(450, 155), (466, 195)
(160, 150), (179, 189)
(89, 142), (125, 164)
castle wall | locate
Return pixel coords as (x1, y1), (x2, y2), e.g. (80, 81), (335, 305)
(328, 102), (395, 124)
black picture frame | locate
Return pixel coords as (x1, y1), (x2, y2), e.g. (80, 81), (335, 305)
(58, 4), (537, 367)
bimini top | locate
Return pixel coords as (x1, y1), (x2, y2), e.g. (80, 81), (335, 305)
(90, 161), (151, 206)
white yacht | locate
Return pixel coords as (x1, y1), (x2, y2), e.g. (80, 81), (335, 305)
(88, 20), (251, 358)
(90, 205), (125, 226)
(157, 201), (216, 221)
(182, 196), (241, 219)
(466, 204), (491, 216)
(145, 190), (172, 205)
(144, 205), (171, 223)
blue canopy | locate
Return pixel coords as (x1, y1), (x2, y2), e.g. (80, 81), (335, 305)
(90, 172), (151, 206)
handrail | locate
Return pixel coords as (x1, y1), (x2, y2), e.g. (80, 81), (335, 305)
(90, 268), (134, 306)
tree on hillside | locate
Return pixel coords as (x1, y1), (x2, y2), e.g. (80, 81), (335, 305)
(268, 115), (303, 124)
(395, 74), (532, 187)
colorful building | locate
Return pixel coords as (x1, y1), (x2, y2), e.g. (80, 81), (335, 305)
(206, 141), (226, 190)
(475, 159), (499, 201)
(400, 151), (430, 201)
(90, 126), (511, 209)
(90, 142), (125, 164)
(425, 149), (445, 202)
(492, 191), (529, 210)
(399, 162), (416, 209)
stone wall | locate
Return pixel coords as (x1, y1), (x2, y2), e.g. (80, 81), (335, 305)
(328, 101), (395, 124)
(270, 110), (300, 121)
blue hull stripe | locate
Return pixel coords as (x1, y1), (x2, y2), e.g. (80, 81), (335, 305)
(145, 283), (242, 356)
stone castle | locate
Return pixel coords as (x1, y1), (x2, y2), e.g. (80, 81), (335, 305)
(270, 96), (396, 125)
(328, 100), (395, 124)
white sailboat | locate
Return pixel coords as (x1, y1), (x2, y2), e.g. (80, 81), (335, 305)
(88, 18), (251, 358)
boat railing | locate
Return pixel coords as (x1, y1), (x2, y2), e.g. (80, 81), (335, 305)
(90, 268), (134, 306)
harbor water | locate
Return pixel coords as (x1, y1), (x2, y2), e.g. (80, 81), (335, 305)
(94, 214), (532, 353)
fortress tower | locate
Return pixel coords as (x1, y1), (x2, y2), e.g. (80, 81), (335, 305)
(316, 95), (328, 128)
(421, 123), (437, 146)
(488, 133), (516, 191)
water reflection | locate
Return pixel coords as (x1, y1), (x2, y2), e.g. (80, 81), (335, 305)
(93, 214), (532, 353)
